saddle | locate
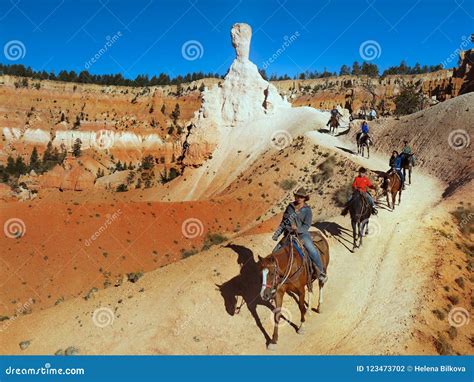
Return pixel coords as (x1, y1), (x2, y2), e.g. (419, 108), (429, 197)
(388, 168), (401, 182)
(293, 232), (328, 292)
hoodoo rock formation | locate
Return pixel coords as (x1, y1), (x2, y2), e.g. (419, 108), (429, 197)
(174, 23), (327, 199)
(195, 23), (290, 128)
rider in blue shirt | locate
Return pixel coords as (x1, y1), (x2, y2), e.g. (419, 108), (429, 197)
(361, 121), (369, 134)
(358, 121), (370, 145)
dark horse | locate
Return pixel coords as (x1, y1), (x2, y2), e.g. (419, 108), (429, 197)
(346, 190), (373, 250)
(382, 171), (402, 210)
(356, 132), (373, 158)
(328, 115), (340, 135)
(400, 153), (414, 185)
(258, 231), (330, 350)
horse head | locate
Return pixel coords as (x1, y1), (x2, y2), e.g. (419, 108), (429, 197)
(257, 255), (278, 301)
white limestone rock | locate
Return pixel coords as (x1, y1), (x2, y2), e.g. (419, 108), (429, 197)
(196, 23), (290, 128)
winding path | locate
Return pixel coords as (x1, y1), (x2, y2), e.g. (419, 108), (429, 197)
(0, 129), (443, 355)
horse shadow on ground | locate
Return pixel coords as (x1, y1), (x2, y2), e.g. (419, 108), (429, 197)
(318, 128), (331, 134)
(314, 221), (354, 253)
(216, 244), (276, 345)
(335, 146), (357, 155)
(335, 127), (351, 137)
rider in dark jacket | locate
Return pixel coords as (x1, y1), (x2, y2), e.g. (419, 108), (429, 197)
(326, 106), (342, 126)
(389, 151), (405, 188)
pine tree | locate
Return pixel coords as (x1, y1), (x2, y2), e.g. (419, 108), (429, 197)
(6, 155), (15, 175)
(339, 65), (351, 76)
(29, 147), (40, 172)
(43, 141), (54, 162)
(171, 103), (180, 124)
(15, 156), (27, 175)
(351, 61), (361, 76)
(72, 138), (82, 157)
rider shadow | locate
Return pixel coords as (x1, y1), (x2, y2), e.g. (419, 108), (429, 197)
(216, 244), (275, 345)
(318, 128), (331, 134)
(314, 221), (354, 253)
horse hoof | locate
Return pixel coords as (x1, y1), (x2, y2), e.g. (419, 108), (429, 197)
(297, 327), (305, 335)
(267, 343), (277, 351)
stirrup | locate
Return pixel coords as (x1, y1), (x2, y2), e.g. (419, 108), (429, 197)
(318, 272), (328, 284)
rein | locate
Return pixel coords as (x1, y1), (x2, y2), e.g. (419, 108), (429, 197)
(263, 235), (306, 294)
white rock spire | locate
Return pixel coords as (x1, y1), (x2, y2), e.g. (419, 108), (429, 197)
(196, 22), (290, 127)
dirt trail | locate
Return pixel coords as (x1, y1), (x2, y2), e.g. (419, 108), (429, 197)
(0, 129), (443, 355)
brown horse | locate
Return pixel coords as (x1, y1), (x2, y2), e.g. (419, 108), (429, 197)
(383, 171), (402, 210)
(258, 231), (329, 350)
(328, 115), (340, 135)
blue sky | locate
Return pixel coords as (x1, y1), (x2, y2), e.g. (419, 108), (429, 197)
(0, 0), (472, 78)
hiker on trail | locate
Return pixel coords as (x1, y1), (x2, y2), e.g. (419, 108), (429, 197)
(389, 151), (405, 189)
(342, 167), (378, 215)
(272, 187), (328, 283)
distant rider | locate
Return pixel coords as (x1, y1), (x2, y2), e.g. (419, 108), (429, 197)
(358, 121), (370, 144)
(326, 106), (342, 126)
(389, 151), (405, 189)
(342, 167), (378, 215)
(369, 108), (377, 121)
(272, 187), (327, 283)
(401, 140), (415, 166)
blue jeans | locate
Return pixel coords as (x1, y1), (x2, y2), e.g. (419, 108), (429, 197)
(301, 234), (324, 274)
(396, 169), (405, 185)
(272, 234), (324, 274)
(365, 192), (375, 207)
(348, 192), (375, 208)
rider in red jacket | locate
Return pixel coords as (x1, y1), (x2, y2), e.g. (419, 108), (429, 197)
(342, 167), (377, 215)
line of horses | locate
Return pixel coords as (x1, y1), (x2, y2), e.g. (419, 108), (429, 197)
(249, 123), (415, 350)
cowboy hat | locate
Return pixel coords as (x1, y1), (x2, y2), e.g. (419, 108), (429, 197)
(293, 187), (310, 200)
